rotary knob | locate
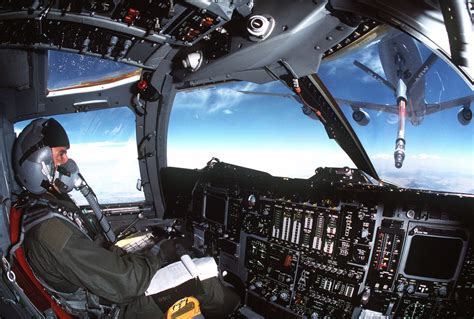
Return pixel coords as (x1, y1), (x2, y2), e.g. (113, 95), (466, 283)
(361, 289), (370, 305)
(438, 286), (447, 297)
(406, 284), (415, 294)
(397, 284), (405, 293)
(361, 228), (369, 239)
(279, 292), (289, 301)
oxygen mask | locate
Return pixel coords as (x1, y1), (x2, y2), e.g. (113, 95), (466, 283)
(54, 158), (84, 193)
(54, 159), (116, 243)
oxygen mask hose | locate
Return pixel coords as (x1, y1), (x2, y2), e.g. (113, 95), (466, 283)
(55, 159), (116, 243)
(77, 181), (116, 243)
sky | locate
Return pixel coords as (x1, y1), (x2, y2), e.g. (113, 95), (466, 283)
(14, 29), (474, 204)
(315, 32), (473, 193)
(15, 108), (144, 205)
(167, 81), (355, 175)
(47, 50), (138, 91)
(167, 31), (473, 194)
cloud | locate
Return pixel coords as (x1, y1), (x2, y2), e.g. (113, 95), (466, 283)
(107, 123), (123, 136)
(169, 145), (473, 194)
(373, 153), (391, 160)
(372, 152), (454, 168)
(223, 109), (233, 115)
(409, 153), (441, 160)
(67, 139), (144, 205)
(168, 146), (355, 179)
(65, 139), (473, 206)
(380, 171), (473, 194)
(356, 49), (384, 81)
(323, 44), (384, 82)
(174, 82), (259, 114)
(361, 150), (473, 194)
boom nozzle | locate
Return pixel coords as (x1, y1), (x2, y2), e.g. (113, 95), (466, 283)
(394, 138), (406, 169)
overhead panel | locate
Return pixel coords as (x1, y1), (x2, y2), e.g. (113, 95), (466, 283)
(0, 0), (250, 69)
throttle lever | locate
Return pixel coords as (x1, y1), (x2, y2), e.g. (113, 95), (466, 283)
(117, 212), (145, 240)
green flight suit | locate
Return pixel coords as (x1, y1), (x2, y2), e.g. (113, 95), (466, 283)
(23, 199), (240, 318)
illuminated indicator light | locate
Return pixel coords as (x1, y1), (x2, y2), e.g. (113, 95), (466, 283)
(183, 28), (201, 41)
(137, 80), (148, 91)
(127, 8), (139, 17)
(123, 15), (134, 24)
(124, 8), (139, 25)
(283, 255), (292, 267)
(201, 17), (214, 27)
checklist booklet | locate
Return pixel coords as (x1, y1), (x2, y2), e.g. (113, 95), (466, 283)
(145, 255), (218, 296)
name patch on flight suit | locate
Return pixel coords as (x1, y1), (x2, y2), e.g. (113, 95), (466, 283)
(38, 218), (74, 252)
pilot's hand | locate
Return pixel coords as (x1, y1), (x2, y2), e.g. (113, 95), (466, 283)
(155, 238), (195, 265)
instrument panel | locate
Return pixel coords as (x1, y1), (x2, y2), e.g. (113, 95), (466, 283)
(0, 0), (378, 82)
(0, 0), (247, 68)
(177, 162), (474, 318)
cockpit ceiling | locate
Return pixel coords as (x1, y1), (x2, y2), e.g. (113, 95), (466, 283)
(0, 50), (30, 90)
(0, 0), (471, 90)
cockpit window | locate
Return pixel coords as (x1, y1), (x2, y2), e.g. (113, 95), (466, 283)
(14, 107), (144, 205)
(47, 50), (141, 94)
(318, 27), (474, 194)
(167, 81), (355, 177)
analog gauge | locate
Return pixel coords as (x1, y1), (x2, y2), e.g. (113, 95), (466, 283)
(248, 194), (257, 208)
(352, 244), (370, 264)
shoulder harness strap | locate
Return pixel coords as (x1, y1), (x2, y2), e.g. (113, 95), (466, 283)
(11, 196), (120, 318)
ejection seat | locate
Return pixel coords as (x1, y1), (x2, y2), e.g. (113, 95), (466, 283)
(9, 205), (72, 318)
(8, 205), (204, 319)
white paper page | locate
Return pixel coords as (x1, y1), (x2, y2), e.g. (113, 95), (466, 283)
(145, 259), (193, 296)
(181, 254), (200, 277)
(144, 255), (219, 296)
(193, 257), (218, 280)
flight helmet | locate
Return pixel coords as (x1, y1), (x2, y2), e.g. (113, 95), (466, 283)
(13, 118), (70, 194)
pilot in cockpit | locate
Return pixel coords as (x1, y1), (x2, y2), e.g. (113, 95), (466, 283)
(11, 118), (240, 318)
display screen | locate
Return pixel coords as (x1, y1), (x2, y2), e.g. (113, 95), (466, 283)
(404, 235), (463, 279)
(204, 194), (226, 224)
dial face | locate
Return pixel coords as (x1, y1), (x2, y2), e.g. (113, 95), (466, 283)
(248, 194), (257, 207)
(404, 301), (426, 318)
(85, 0), (115, 13)
(352, 244), (370, 264)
